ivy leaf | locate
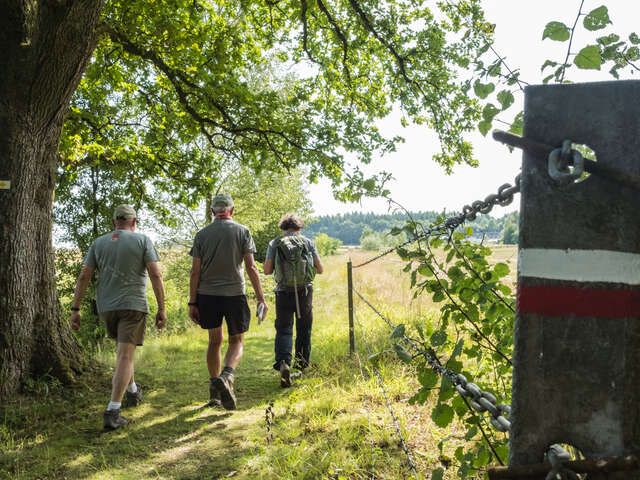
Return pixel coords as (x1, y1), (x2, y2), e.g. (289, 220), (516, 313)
(542, 21), (570, 42)
(574, 45), (602, 70)
(432, 404), (455, 428)
(497, 90), (514, 110)
(473, 80), (495, 99)
(583, 6), (612, 31)
(393, 343), (413, 363)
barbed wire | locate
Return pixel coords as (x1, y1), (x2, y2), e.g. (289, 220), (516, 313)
(353, 287), (511, 438)
(352, 307), (420, 480)
(352, 174), (521, 269)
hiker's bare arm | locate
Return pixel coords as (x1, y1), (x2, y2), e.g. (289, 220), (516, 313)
(147, 261), (167, 328)
(244, 253), (266, 303)
(189, 257), (201, 323)
(314, 256), (324, 274)
(70, 264), (95, 330)
(263, 258), (274, 275)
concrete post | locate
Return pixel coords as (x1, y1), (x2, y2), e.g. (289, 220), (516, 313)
(511, 80), (640, 477)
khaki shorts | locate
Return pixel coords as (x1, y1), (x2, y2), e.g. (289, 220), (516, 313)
(100, 310), (147, 346)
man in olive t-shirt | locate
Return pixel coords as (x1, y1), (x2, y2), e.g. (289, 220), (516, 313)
(70, 205), (167, 430)
(189, 193), (268, 410)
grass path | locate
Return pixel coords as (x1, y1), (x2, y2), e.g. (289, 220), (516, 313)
(0, 250), (513, 479)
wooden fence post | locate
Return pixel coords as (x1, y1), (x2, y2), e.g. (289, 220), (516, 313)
(511, 80), (640, 479)
(347, 259), (354, 355)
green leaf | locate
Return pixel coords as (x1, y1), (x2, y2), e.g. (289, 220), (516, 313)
(627, 47), (640, 62)
(430, 330), (448, 346)
(482, 103), (500, 122)
(575, 45), (602, 70)
(541, 59), (558, 72)
(597, 33), (620, 46)
(583, 6), (611, 31)
(473, 80), (495, 99)
(393, 343), (413, 363)
(409, 387), (430, 405)
(542, 21), (570, 41)
(494, 262), (510, 277)
(418, 367), (439, 388)
(497, 90), (514, 110)
(417, 264), (434, 277)
(509, 112), (523, 135)
(630, 33), (640, 45)
(431, 468), (444, 480)
(478, 120), (492, 137)
(390, 324), (405, 339)
(431, 404), (455, 428)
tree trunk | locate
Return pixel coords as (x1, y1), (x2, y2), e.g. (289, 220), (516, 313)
(0, 0), (105, 397)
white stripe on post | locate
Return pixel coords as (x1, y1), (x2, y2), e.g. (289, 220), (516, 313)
(518, 248), (640, 285)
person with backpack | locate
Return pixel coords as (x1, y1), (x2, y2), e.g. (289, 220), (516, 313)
(263, 213), (323, 387)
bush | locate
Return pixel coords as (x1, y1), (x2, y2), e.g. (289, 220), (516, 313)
(314, 233), (342, 256)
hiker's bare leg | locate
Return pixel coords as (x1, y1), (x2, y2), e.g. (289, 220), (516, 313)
(224, 333), (244, 370)
(207, 326), (224, 378)
(111, 342), (136, 402)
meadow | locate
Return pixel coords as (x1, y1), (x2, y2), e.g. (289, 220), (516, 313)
(0, 246), (517, 480)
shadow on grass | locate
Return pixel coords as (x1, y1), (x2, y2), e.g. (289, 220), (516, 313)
(0, 333), (305, 479)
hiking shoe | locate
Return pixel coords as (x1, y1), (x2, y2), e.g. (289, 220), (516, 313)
(280, 360), (291, 388)
(212, 373), (236, 410)
(209, 380), (222, 407)
(103, 409), (128, 430)
(122, 386), (143, 408)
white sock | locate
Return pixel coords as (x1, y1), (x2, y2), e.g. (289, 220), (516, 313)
(127, 381), (138, 393)
(107, 401), (121, 411)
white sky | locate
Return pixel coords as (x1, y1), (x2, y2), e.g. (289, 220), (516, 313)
(309, 0), (640, 216)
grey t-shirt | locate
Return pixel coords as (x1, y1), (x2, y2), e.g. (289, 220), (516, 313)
(189, 218), (256, 296)
(265, 233), (319, 292)
(84, 230), (160, 314)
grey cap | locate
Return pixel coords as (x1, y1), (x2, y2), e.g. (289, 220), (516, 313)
(211, 193), (234, 209)
(113, 204), (137, 220)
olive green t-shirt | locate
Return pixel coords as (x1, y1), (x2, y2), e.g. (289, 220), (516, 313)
(84, 230), (160, 313)
(189, 218), (256, 296)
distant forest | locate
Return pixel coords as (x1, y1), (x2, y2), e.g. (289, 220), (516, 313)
(303, 211), (519, 245)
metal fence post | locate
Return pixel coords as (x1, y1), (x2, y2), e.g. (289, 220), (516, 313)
(347, 259), (354, 355)
(511, 80), (640, 479)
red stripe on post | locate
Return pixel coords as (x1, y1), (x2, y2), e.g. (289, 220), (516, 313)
(517, 285), (640, 318)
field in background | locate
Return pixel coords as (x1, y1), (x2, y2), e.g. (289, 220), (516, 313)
(1, 246), (517, 479)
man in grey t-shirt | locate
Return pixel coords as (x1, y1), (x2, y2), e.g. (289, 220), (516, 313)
(70, 205), (167, 430)
(189, 193), (268, 410)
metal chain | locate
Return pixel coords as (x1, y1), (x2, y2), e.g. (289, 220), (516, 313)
(354, 287), (512, 434)
(353, 308), (420, 480)
(443, 174), (521, 230)
(354, 344), (378, 479)
(352, 173), (521, 269)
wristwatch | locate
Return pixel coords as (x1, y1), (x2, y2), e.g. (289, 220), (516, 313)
(70, 307), (80, 311)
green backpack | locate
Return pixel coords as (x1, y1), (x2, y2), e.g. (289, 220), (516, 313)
(273, 235), (316, 291)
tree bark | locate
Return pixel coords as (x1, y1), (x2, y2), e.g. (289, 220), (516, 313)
(0, 0), (105, 397)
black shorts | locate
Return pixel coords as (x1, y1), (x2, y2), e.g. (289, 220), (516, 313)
(196, 294), (250, 336)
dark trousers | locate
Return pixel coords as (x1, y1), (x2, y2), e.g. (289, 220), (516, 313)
(273, 287), (313, 370)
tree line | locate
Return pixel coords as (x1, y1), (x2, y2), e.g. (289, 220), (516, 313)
(304, 211), (519, 245)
